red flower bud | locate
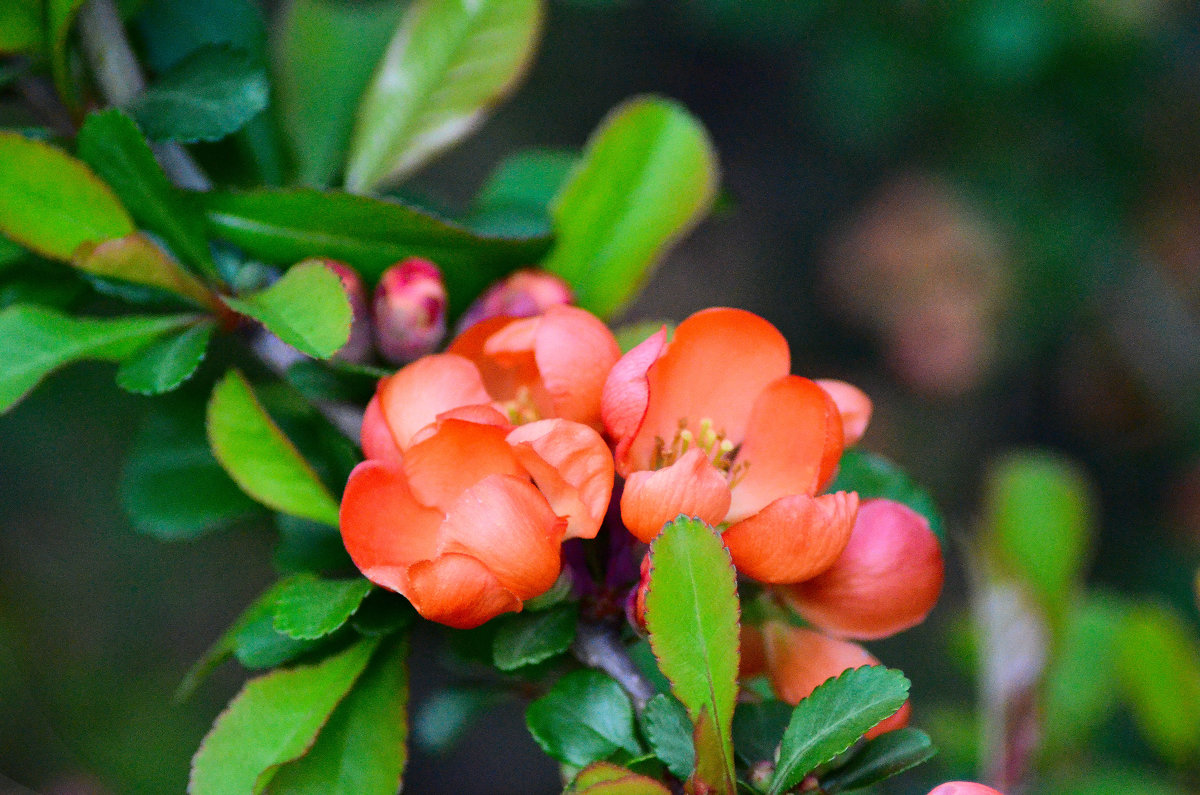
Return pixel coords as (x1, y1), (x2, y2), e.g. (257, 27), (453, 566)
(319, 259), (373, 363)
(456, 268), (573, 333)
(372, 258), (447, 365)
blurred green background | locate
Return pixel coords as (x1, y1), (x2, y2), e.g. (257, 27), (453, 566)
(3, 0), (1200, 792)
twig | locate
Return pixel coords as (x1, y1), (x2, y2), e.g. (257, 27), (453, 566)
(572, 620), (656, 711)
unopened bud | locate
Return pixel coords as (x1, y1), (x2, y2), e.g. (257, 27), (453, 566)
(625, 553), (652, 635)
(372, 257), (447, 365)
(456, 268), (573, 333)
(318, 259), (372, 363)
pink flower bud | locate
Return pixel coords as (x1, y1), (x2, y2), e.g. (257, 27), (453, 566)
(372, 258), (447, 365)
(928, 784), (1006, 795)
(319, 259), (373, 363)
(456, 268), (573, 333)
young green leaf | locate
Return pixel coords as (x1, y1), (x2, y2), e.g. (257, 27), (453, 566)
(206, 369), (342, 526)
(76, 109), (217, 277)
(491, 602), (577, 671)
(129, 44), (269, 143)
(273, 574), (375, 641)
(0, 132), (134, 261)
(640, 693), (695, 780)
(565, 761), (673, 795)
(830, 449), (945, 542)
(265, 635), (408, 795)
(189, 635), (379, 795)
(344, 0), (543, 193)
(545, 97), (718, 319)
(47, 0), (87, 102)
(820, 728), (936, 793)
(526, 669), (643, 767)
(116, 320), (213, 395)
(0, 305), (191, 412)
(222, 260), (352, 359)
(0, 0), (42, 57)
(644, 516), (739, 794)
(273, 0), (407, 187)
(768, 666), (911, 795)
(74, 233), (217, 309)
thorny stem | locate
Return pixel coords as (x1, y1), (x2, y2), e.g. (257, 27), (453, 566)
(572, 621), (656, 711)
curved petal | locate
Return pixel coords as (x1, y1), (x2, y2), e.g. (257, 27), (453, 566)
(378, 354), (491, 450)
(727, 376), (845, 522)
(620, 448), (732, 543)
(815, 378), (872, 447)
(783, 499), (944, 640)
(625, 308), (791, 474)
(602, 326), (668, 474)
(762, 622), (878, 705)
(402, 420), (526, 511)
(507, 419), (615, 540)
(405, 552), (522, 629)
(360, 395), (403, 464)
(438, 474), (566, 600)
(340, 460), (441, 589)
(927, 784), (1005, 795)
(722, 491), (858, 584)
(533, 306), (621, 430)
(451, 315), (549, 418)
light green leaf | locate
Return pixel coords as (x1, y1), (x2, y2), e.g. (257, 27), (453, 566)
(0, 305), (191, 412)
(640, 694), (694, 780)
(266, 635), (408, 795)
(273, 574), (375, 641)
(0, 132), (134, 261)
(644, 516), (738, 794)
(273, 0), (407, 187)
(526, 670), (643, 767)
(768, 666), (911, 795)
(545, 97), (718, 318)
(222, 260), (352, 359)
(830, 449), (945, 542)
(48, 0), (87, 102)
(189, 636), (380, 795)
(565, 762), (673, 795)
(345, 0), (543, 193)
(492, 602), (577, 671)
(74, 233), (217, 309)
(0, 0), (42, 56)
(76, 109), (218, 278)
(820, 728), (937, 793)
(129, 44), (269, 143)
(116, 320), (213, 395)
(206, 369), (341, 526)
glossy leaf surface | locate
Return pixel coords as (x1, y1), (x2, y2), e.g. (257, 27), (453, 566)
(222, 259), (352, 359)
(526, 670), (642, 767)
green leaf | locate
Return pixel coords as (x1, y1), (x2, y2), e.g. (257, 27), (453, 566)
(273, 0), (407, 187)
(830, 449), (945, 542)
(0, 0), (42, 56)
(76, 109), (217, 278)
(545, 97), (718, 319)
(129, 44), (269, 143)
(640, 694), (694, 780)
(413, 687), (506, 754)
(116, 320), (213, 394)
(189, 636), (379, 795)
(731, 700), (792, 766)
(821, 728), (936, 793)
(475, 150), (579, 214)
(223, 260), (351, 359)
(0, 305), (191, 412)
(206, 369), (341, 526)
(47, 0), (87, 102)
(0, 132), (134, 261)
(644, 516), (739, 794)
(73, 233), (217, 309)
(266, 635), (408, 795)
(565, 762), (673, 795)
(135, 0), (265, 72)
(273, 574), (375, 641)
(492, 602), (577, 671)
(344, 0), (543, 193)
(526, 670), (643, 767)
(767, 666), (911, 795)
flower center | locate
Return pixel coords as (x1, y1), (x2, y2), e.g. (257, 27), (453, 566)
(652, 417), (749, 486)
(501, 385), (542, 425)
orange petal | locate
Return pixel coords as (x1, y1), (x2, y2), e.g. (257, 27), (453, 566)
(620, 448), (732, 543)
(722, 491), (858, 584)
(727, 376), (844, 522)
(438, 474), (565, 600)
(360, 395), (403, 464)
(449, 316), (543, 409)
(507, 419), (615, 540)
(339, 460), (441, 591)
(602, 326), (668, 474)
(402, 419), (526, 511)
(436, 404), (511, 428)
(815, 378), (872, 447)
(625, 308), (791, 474)
(783, 499), (944, 640)
(405, 552), (522, 629)
(870, 699), (911, 739)
(761, 622), (878, 705)
(532, 306), (621, 430)
(378, 354), (491, 450)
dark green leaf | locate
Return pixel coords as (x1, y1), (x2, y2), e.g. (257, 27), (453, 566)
(223, 260), (351, 359)
(129, 45), (269, 143)
(135, 0), (265, 72)
(206, 369), (342, 526)
(492, 603), (577, 671)
(644, 516), (739, 793)
(266, 635), (408, 795)
(273, 513), (353, 574)
(731, 700), (792, 766)
(768, 666), (911, 795)
(0, 305), (191, 412)
(76, 109), (217, 277)
(0, 0), (42, 57)
(0, 273), (85, 310)
(830, 449), (944, 542)
(545, 97), (718, 318)
(414, 687), (506, 754)
(47, 0), (87, 102)
(350, 588), (416, 637)
(273, 574), (374, 641)
(526, 670), (642, 767)
(116, 320), (213, 394)
(821, 728), (936, 793)
(189, 636), (379, 795)
(0, 236), (26, 269)
(640, 694), (694, 780)
(0, 132), (134, 261)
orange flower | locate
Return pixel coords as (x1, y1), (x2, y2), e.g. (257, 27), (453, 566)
(602, 308), (858, 584)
